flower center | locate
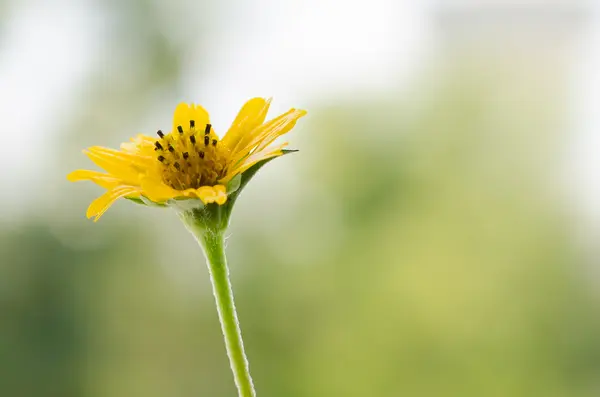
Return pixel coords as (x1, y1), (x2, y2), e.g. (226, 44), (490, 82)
(153, 121), (229, 190)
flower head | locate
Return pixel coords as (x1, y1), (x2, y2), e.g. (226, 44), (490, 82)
(69, 98), (306, 221)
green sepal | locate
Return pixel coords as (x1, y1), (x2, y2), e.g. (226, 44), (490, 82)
(167, 197), (205, 212)
(125, 196), (167, 207)
(125, 197), (145, 205)
(141, 196), (168, 207)
(225, 173), (242, 196)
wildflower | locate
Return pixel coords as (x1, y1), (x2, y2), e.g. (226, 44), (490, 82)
(68, 97), (306, 397)
(68, 98), (306, 222)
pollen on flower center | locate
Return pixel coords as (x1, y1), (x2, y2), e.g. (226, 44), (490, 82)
(153, 121), (229, 190)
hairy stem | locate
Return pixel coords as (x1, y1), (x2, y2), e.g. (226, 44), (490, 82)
(187, 224), (256, 397)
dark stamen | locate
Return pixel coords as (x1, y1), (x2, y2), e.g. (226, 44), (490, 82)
(190, 120), (195, 128)
(157, 130), (164, 138)
(212, 139), (217, 146)
(199, 151), (205, 159)
(157, 155), (165, 163)
(183, 152), (189, 160)
(174, 162), (181, 170)
(190, 135), (196, 144)
(205, 124), (211, 135)
(155, 141), (164, 150)
(168, 145), (175, 153)
(177, 125), (184, 134)
(204, 136), (210, 146)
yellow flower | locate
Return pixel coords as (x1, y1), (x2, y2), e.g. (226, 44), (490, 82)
(68, 98), (307, 221)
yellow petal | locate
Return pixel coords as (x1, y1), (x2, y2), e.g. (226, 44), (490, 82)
(67, 169), (109, 182)
(140, 176), (180, 202)
(254, 110), (305, 153)
(184, 185), (227, 205)
(88, 146), (154, 167)
(194, 186), (217, 204)
(229, 109), (306, 167)
(172, 103), (210, 133)
(221, 97), (271, 150)
(231, 109), (294, 155)
(84, 146), (150, 184)
(86, 186), (141, 222)
(221, 143), (288, 184)
(67, 169), (124, 190)
(214, 184), (227, 205)
(120, 134), (156, 155)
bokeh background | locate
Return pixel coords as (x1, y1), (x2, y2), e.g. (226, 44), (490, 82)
(2, 0), (600, 396)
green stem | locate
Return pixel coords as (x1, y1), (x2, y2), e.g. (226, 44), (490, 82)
(188, 226), (256, 397)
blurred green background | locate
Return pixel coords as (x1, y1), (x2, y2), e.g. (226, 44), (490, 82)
(2, 1), (600, 396)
